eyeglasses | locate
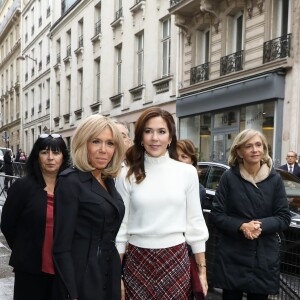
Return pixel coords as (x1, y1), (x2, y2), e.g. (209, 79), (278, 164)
(39, 134), (62, 139)
(287, 155), (296, 158)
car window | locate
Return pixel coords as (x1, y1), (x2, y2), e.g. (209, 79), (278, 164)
(0, 149), (4, 159)
(206, 166), (227, 190)
(198, 165), (210, 186)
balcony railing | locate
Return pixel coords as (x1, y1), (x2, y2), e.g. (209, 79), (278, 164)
(95, 20), (101, 35)
(190, 62), (209, 85)
(263, 34), (291, 64)
(57, 52), (61, 64)
(170, 0), (182, 6)
(220, 50), (244, 76)
(115, 7), (123, 20)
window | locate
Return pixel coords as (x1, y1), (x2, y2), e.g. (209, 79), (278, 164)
(273, 0), (291, 37)
(31, 88), (35, 116)
(95, 58), (101, 101)
(227, 12), (244, 54)
(136, 32), (144, 86)
(66, 30), (71, 57)
(78, 19), (83, 48)
(56, 81), (61, 116)
(56, 39), (61, 64)
(196, 28), (210, 65)
(94, 2), (101, 35)
(25, 16), (28, 42)
(38, 84), (42, 112)
(66, 75), (71, 113)
(116, 45), (122, 94)
(77, 68), (83, 108)
(162, 18), (171, 76)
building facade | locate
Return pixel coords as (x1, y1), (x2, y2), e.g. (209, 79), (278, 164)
(49, 0), (179, 146)
(21, 0), (52, 154)
(170, 0), (300, 166)
(0, 0), (21, 155)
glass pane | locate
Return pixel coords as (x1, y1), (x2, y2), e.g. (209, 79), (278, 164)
(206, 166), (227, 190)
(214, 110), (238, 128)
(212, 134), (224, 162)
(225, 133), (237, 162)
(198, 165), (210, 186)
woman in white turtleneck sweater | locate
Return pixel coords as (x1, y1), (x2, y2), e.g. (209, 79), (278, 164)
(116, 107), (209, 300)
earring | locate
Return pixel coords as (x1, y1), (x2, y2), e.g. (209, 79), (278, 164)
(141, 142), (144, 147)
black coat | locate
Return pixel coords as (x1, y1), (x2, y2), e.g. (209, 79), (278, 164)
(1, 175), (48, 273)
(278, 163), (300, 179)
(4, 151), (13, 175)
(211, 165), (291, 294)
(53, 167), (125, 300)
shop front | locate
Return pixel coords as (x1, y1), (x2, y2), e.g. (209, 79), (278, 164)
(177, 71), (285, 167)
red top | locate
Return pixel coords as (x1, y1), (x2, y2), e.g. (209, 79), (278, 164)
(42, 193), (55, 274)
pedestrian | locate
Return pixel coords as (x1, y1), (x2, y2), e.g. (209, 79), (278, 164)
(52, 115), (125, 300)
(278, 150), (300, 178)
(211, 128), (291, 300)
(116, 107), (209, 300)
(177, 139), (206, 206)
(14, 148), (22, 162)
(18, 151), (27, 163)
(1, 134), (70, 300)
(3, 149), (13, 191)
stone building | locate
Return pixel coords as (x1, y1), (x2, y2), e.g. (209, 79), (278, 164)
(21, 0), (52, 154)
(169, 0), (299, 166)
(0, 0), (21, 155)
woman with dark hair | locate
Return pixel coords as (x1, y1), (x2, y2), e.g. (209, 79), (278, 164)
(116, 107), (209, 300)
(211, 129), (291, 300)
(1, 134), (70, 300)
(177, 139), (206, 206)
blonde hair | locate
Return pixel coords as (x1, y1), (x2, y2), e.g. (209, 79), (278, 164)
(228, 129), (271, 167)
(71, 115), (125, 178)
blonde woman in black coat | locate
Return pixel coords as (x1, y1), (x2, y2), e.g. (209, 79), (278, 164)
(1, 134), (70, 300)
(211, 129), (291, 300)
(53, 115), (125, 300)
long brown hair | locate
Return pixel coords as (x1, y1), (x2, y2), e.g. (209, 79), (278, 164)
(126, 107), (178, 183)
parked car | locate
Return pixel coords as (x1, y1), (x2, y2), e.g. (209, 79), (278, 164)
(198, 161), (300, 285)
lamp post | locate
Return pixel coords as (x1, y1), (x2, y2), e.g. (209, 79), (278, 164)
(2, 131), (10, 148)
(17, 54), (37, 64)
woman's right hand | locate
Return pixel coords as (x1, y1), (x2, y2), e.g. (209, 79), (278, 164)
(121, 278), (126, 300)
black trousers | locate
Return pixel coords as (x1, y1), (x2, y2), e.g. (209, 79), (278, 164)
(14, 271), (56, 300)
(222, 289), (269, 300)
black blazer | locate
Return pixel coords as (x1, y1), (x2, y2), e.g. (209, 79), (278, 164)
(1, 175), (48, 273)
(52, 167), (125, 300)
(278, 163), (300, 179)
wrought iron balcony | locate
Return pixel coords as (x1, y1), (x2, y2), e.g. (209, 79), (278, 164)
(263, 34), (291, 64)
(220, 50), (244, 76)
(190, 62), (209, 85)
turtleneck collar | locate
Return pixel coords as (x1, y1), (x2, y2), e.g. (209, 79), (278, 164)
(144, 151), (170, 165)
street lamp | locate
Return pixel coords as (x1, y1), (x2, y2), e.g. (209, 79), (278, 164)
(17, 54), (37, 64)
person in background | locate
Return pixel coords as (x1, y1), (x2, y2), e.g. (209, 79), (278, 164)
(116, 107), (209, 300)
(278, 151), (300, 178)
(177, 139), (206, 206)
(14, 148), (22, 162)
(18, 151), (27, 163)
(113, 120), (133, 154)
(211, 129), (291, 300)
(1, 134), (70, 300)
(4, 149), (13, 191)
(52, 115), (125, 300)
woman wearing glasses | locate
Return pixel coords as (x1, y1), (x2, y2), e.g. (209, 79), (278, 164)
(52, 115), (125, 300)
(1, 134), (70, 300)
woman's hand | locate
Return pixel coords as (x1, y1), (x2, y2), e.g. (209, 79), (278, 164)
(121, 277), (125, 300)
(240, 220), (262, 240)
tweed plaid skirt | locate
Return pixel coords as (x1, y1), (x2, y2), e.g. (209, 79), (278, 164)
(123, 243), (192, 300)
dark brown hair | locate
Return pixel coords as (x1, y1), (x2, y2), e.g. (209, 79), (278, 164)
(177, 139), (197, 167)
(126, 107), (178, 183)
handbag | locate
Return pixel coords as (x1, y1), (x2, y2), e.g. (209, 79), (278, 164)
(189, 255), (205, 300)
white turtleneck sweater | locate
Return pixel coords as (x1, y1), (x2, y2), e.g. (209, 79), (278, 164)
(115, 152), (209, 254)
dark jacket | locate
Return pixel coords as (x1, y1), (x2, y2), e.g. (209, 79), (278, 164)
(1, 175), (48, 273)
(278, 163), (300, 179)
(211, 165), (291, 294)
(53, 167), (125, 300)
(4, 151), (13, 175)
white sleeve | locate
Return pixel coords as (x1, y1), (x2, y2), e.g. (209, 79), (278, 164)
(185, 167), (209, 253)
(115, 166), (131, 254)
